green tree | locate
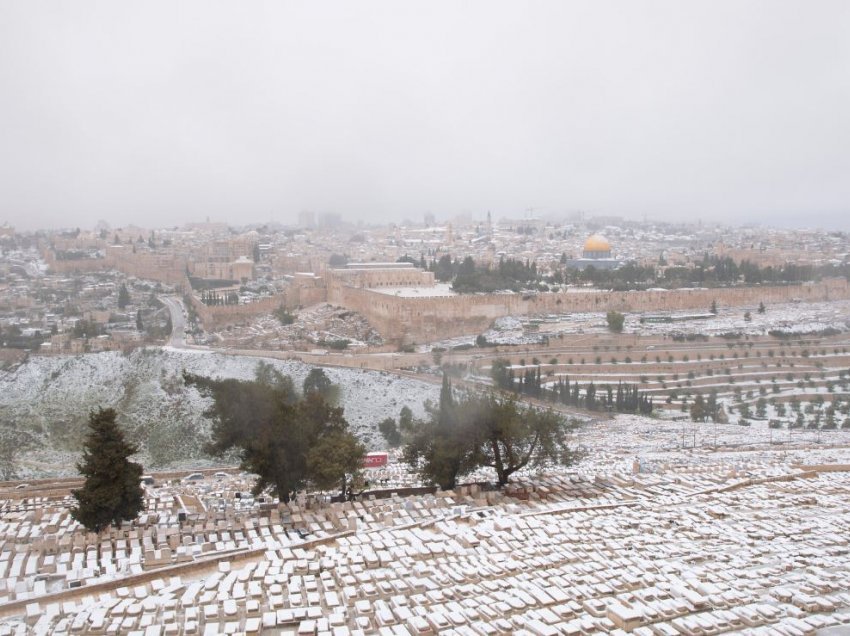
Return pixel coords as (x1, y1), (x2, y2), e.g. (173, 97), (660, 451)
(274, 306), (295, 325)
(306, 430), (365, 499)
(606, 310), (625, 333)
(117, 283), (130, 309)
(303, 368), (336, 403)
(490, 358), (513, 390)
(690, 394), (707, 422)
(329, 253), (349, 267)
(758, 302), (766, 314)
(254, 361), (297, 401)
(136, 309), (143, 331)
(404, 377), (578, 489)
(398, 406), (414, 433)
(706, 391), (720, 423)
(710, 300), (718, 314)
(471, 395), (578, 486)
(71, 408), (144, 534)
(303, 367), (332, 395)
(404, 375), (478, 490)
(186, 370), (359, 502)
(378, 417), (401, 447)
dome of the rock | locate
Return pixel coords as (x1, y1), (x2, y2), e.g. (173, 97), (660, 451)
(583, 234), (611, 253)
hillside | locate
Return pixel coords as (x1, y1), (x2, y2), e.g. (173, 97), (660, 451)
(0, 348), (438, 478)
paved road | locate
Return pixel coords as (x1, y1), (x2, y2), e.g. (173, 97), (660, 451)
(159, 296), (187, 347)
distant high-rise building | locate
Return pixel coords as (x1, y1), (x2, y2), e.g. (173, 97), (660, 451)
(298, 211), (316, 229)
(424, 212), (436, 227)
(318, 212), (341, 228)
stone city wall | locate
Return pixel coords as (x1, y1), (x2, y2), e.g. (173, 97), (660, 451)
(188, 293), (288, 330)
(332, 278), (850, 344)
(43, 247), (189, 289)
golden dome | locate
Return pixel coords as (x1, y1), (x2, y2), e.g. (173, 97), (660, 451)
(583, 234), (611, 253)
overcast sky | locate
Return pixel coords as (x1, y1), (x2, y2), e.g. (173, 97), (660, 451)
(1, 1), (849, 231)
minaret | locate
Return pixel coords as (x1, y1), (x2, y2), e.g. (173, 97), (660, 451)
(487, 210), (493, 240)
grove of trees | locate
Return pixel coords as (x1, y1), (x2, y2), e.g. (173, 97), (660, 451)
(420, 250), (850, 294)
(490, 359), (654, 415)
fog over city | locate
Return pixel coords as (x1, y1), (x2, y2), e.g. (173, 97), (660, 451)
(2, 0), (849, 231)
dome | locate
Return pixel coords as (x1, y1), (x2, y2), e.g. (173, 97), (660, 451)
(583, 234), (611, 253)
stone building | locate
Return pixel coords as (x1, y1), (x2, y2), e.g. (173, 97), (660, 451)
(567, 234), (623, 270)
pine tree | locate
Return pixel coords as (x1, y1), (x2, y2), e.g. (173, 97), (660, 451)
(303, 368), (333, 399)
(690, 394), (707, 422)
(117, 283), (130, 309)
(71, 408), (144, 535)
(439, 373), (454, 420)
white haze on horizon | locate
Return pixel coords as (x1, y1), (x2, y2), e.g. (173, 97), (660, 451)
(1, 1), (849, 231)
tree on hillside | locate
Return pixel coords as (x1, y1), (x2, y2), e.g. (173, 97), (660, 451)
(306, 429), (365, 499)
(706, 390), (721, 423)
(274, 306), (295, 325)
(117, 283), (130, 309)
(404, 375), (478, 490)
(378, 417), (402, 447)
(490, 358), (513, 390)
(304, 368), (332, 397)
(398, 406), (414, 433)
(185, 367), (361, 501)
(71, 408), (144, 535)
(254, 361), (298, 401)
(304, 367), (339, 405)
(690, 393), (707, 422)
(606, 310), (625, 333)
(470, 395), (578, 486)
(404, 375), (579, 489)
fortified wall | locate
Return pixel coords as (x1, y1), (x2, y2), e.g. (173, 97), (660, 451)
(43, 246), (189, 289)
(331, 278), (850, 344)
(188, 293), (288, 330)
(40, 246), (850, 345)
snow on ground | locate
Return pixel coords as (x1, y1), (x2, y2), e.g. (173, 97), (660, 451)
(0, 348), (439, 477)
(431, 299), (850, 348)
(211, 303), (383, 349)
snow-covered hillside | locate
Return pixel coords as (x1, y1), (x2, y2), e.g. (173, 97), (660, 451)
(0, 348), (438, 477)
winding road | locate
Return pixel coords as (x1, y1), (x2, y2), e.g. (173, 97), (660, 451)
(159, 296), (187, 347)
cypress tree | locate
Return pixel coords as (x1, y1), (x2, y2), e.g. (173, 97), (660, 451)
(117, 283), (130, 309)
(439, 373), (454, 420)
(71, 408), (144, 535)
